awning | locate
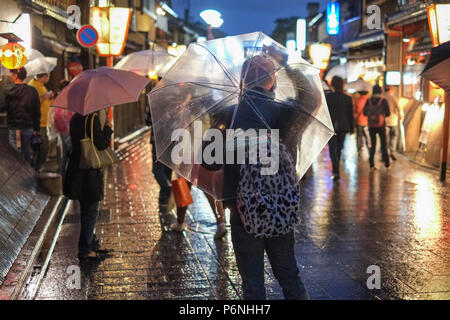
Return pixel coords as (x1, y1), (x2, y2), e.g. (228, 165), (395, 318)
(347, 49), (384, 60)
(343, 31), (384, 49)
(33, 26), (80, 55)
(386, 6), (427, 28)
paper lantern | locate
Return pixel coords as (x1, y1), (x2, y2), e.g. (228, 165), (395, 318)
(0, 42), (27, 69)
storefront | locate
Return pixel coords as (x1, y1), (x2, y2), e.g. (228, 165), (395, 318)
(385, 0), (448, 166)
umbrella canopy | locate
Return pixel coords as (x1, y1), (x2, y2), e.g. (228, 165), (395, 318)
(51, 67), (150, 115)
(344, 78), (372, 92)
(421, 41), (450, 94)
(148, 32), (334, 200)
(114, 49), (177, 77)
(24, 49), (57, 77)
(325, 61), (361, 82)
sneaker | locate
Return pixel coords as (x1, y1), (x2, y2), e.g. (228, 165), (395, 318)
(214, 223), (228, 239)
(385, 165), (391, 170)
(391, 154), (397, 161)
(170, 222), (186, 232)
(370, 166), (378, 170)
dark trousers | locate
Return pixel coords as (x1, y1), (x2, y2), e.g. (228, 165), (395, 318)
(8, 127), (34, 164)
(231, 225), (309, 300)
(151, 138), (172, 199)
(356, 125), (370, 152)
(386, 125), (398, 156)
(328, 132), (347, 174)
(34, 127), (49, 171)
(369, 127), (390, 167)
(78, 201), (100, 258)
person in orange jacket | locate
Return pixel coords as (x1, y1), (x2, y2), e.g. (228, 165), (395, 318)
(353, 90), (371, 156)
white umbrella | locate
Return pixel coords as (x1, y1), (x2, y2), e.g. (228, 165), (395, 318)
(344, 78), (372, 92)
(114, 49), (177, 77)
(325, 61), (361, 82)
(24, 49), (57, 76)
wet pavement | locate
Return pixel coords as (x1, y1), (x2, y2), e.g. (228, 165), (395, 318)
(35, 132), (449, 300)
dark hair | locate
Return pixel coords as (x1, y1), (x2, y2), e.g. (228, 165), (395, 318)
(11, 68), (27, 80)
(331, 76), (344, 93)
(372, 84), (382, 95)
(384, 85), (392, 92)
(358, 91), (369, 95)
(59, 80), (70, 91)
(36, 73), (48, 79)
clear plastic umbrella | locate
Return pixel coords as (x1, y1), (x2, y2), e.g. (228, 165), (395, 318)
(114, 49), (177, 77)
(325, 61), (361, 82)
(344, 78), (372, 92)
(148, 32), (334, 200)
(24, 49), (57, 77)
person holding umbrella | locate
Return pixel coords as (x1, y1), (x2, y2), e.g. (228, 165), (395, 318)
(53, 67), (150, 260)
(147, 32), (334, 299)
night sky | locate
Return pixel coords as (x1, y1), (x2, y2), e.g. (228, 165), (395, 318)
(171, 0), (329, 37)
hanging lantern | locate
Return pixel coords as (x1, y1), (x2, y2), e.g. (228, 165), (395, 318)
(0, 42), (27, 70)
(0, 33), (28, 70)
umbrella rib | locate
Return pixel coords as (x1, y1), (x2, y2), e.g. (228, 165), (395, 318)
(239, 32), (264, 91)
(149, 81), (237, 95)
(242, 95), (272, 129)
(240, 89), (334, 134)
(192, 43), (240, 87)
(154, 90), (238, 160)
(244, 62), (318, 89)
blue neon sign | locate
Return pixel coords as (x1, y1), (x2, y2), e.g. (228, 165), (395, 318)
(327, 2), (340, 35)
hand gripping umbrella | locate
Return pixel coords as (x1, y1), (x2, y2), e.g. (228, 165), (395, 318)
(51, 67), (150, 115)
(148, 32), (334, 200)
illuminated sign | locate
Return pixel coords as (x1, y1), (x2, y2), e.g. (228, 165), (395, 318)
(327, 2), (340, 35)
(427, 4), (450, 46)
(90, 7), (132, 57)
(309, 43), (332, 70)
(296, 19), (306, 51)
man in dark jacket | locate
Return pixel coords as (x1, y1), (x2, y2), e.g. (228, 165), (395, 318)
(0, 68), (40, 164)
(325, 76), (354, 181)
(364, 85), (391, 169)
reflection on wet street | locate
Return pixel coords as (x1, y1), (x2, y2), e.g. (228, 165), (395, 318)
(36, 133), (449, 300)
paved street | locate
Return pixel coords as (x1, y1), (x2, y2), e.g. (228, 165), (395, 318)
(35, 131), (449, 300)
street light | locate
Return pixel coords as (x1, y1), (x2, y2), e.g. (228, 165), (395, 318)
(200, 9), (223, 40)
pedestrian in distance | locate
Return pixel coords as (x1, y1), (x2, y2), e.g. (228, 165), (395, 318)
(364, 85), (391, 170)
(353, 90), (371, 156)
(28, 73), (53, 172)
(325, 76), (355, 181)
(0, 68), (40, 164)
(383, 85), (403, 161)
(63, 110), (114, 260)
(53, 80), (74, 179)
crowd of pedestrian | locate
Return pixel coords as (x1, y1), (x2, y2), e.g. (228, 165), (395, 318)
(325, 75), (403, 179)
(0, 56), (402, 301)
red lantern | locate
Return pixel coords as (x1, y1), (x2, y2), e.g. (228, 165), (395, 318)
(0, 42), (27, 69)
(67, 61), (83, 77)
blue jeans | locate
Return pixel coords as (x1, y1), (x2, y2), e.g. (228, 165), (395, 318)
(8, 127), (34, 164)
(78, 201), (100, 258)
(231, 225), (309, 300)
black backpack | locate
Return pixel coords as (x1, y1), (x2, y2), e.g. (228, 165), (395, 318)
(367, 98), (385, 128)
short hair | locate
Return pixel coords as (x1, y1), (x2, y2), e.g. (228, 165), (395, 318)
(358, 91), (369, 95)
(35, 73), (48, 79)
(384, 85), (392, 92)
(11, 68), (27, 80)
(331, 76), (344, 93)
(372, 85), (382, 95)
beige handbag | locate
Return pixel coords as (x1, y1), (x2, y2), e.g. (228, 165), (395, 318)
(79, 113), (119, 169)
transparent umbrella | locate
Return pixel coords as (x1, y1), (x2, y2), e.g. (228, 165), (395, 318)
(114, 49), (177, 77)
(24, 49), (57, 77)
(325, 61), (361, 83)
(344, 78), (372, 92)
(148, 32), (334, 200)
